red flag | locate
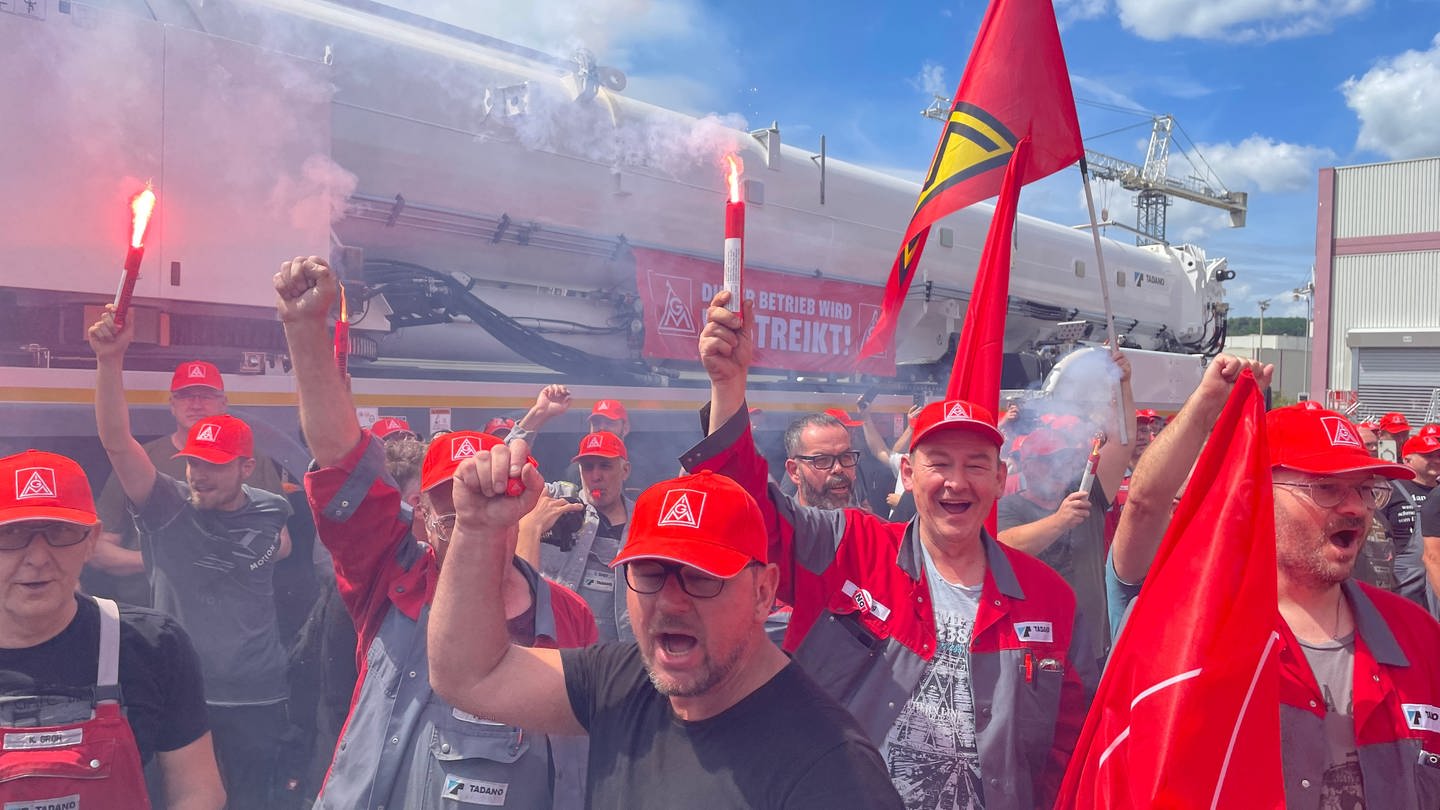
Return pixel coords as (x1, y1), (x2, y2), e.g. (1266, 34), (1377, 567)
(1055, 372), (1285, 810)
(944, 138), (1028, 410)
(859, 0), (1083, 359)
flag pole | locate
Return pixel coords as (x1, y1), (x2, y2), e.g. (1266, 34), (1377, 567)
(1079, 156), (1129, 445)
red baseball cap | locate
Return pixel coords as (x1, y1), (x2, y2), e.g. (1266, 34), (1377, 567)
(1418, 424), (1440, 439)
(590, 400), (629, 422)
(174, 414), (254, 464)
(1039, 413), (1082, 431)
(1019, 428), (1074, 461)
(0, 450), (98, 526)
(371, 416), (415, 440)
(611, 471), (767, 579)
(483, 417), (516, 437)
(1377, 412), (1411, 434)
(1356, 421), (1381, 432)
(1135, 408), (1160, 421)
(573, 431), (627, 462)
(1402, 435), (1440, 458)
(420, 431), (535, 492)
(171, 361), (224, 392)
(909, 399), (1004, 451)
(1266, 405), (1412, 480)
(823, 407), (864, 428)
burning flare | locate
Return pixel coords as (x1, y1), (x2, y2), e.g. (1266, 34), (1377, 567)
(129, 185), (157, 249)
(724, 154), (743, 203)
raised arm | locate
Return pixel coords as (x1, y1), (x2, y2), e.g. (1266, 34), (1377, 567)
(88, 307), (158, 507)
(699, 290), (754, 436)
(428, 444), (584, 736)
(517, 384), (572, 435)
(858, 403), (895, 466)
(1111, 355), (1273, 583)
(274, 257), (362, 468)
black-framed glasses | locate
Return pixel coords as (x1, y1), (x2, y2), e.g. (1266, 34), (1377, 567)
(171, 390), (224, 402)
(792, 451), (861, 471)
(425, 512), (457, 542)
(0, 521), (92, 551)
(1274, 480), (1390, 510)
(624, 560), (759, 599)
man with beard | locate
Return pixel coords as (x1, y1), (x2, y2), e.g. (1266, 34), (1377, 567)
(1267, 404), (1440, 809)
(88, 309), (293, 809)
(675, 291), (1093, 810)
(86, 360), (286, 607)
(427, 454), (904, 809)
(997, 371), (1135, 668)
(784, 413), (861, 509)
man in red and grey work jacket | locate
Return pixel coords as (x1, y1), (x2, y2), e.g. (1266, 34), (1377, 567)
(681, 291), (1094, 810)
(273, 256), (598, 810)
(1266, 404), (1440, 808)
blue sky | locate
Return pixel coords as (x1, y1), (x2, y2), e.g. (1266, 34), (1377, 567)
(393, 0), (1440, 317)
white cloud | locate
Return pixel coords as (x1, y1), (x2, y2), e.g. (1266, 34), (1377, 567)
(1059, 0), (1371, 42)
(1196, 136), (1336, 193)
(911, 61), (949, 99)
(1341, 34), (1440, 160)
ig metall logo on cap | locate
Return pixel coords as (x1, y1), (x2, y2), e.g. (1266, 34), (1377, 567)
(1320, 416), (1360, 448)
(450, 436), (480, 461)
(15, 468), (57, 500)
(658, 489), (706, 528)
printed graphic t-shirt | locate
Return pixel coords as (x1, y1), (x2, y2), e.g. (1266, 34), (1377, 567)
(880, 541), (986, 810)
(1297, 633), (1364, 809)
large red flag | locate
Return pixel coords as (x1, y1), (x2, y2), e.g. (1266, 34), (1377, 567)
(944, 137), (1027, 409)
(859, 0), (1083, 359)
(1055, 372), (1285, 810)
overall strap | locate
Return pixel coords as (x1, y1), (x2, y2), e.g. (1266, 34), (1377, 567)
(93, 597), (123, 703)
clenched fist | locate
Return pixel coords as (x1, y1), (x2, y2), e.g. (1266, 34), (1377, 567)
(274, 255), (340, 324)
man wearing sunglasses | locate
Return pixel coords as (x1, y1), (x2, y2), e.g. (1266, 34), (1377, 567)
(0, 450), (224, 809)
(274, 256), (597, 810)
(1266, 404), (1440, 808)
(427, 458), (904, 809)
(681, 291), (1093, 810)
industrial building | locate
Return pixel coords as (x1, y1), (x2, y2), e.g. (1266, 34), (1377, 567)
(1313, 155), (1440, 423)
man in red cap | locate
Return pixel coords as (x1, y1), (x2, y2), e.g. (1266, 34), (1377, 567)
(427, 460), (905, 809)
(88, 309), (294, 810)
(1383, 433), (1440, 616)
(997, 363), (1135, 668)
(0, 449), (224, 809)
(274, 256), (596, 810)
(519, 431), (634, 642)
(1377, 412), (1412, 457)
(588, 398), (631, 438)
(1264, 404), (1440, 807)
(370, 415), (418, 443)
(679, 291), (1092, 810)
(87, 360), (285, 608)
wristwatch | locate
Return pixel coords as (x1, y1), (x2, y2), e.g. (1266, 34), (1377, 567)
(505, 425), (534, 444)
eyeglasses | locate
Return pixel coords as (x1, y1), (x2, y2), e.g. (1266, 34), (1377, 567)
(425, 512), (457, 542)
(1273, 480), (1391, 510)
(0, 521), (92, 551)
(624, 561), (759, 599)
(171, 390), (224, 402)
(792, 451), (861, 471)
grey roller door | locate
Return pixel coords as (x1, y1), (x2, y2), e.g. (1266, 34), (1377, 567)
(1355, 347), (1440, 423)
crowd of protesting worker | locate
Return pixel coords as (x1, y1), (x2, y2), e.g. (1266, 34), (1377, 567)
(3, 256), (1440, 810)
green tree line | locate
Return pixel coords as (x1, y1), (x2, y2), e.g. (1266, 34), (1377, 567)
(1227, 316), (1307, 336)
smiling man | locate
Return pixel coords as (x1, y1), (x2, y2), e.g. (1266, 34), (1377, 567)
(427, 454), (903, 809)
(676, 291), (1093, 810)
(1266, 404), (1440, 808)
(88, 309), (293, 810)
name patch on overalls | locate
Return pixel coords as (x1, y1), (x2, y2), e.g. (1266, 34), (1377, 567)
(3, 729), (83, 750)
(4, 794), (81, 810)
(1013, 622), (1054, 643)
(1403, 703), (1440, 733)
(443, 775), (509, 805)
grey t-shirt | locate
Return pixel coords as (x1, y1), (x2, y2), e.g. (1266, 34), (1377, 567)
(133, 473), (291, 705)
(880, 541), (985, 810)
(1297, 633), (1364, 808)
(998, 485), (1110, 666)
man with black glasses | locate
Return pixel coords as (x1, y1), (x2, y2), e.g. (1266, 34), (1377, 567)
(1265, 404), (1440, 808)
(784, 413), (863, 509)
(427, 459), (904, 809)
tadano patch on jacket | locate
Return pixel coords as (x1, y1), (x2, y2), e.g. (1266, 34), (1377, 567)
(1403, 703), (1440, 733)
(1014, 622), (1054, 643)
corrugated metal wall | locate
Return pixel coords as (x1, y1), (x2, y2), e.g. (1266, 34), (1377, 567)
(1333, 157), (1440, 239)
(1327, 251), (1440, 386)
(1355, 348), (1440, 425)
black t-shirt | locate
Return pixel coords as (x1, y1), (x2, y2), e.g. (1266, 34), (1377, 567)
(0, 595), (209, 764)
(1420, 483), (1440, 537)
(1383, 479), (1432, 549)
(561, 643), (904, 810)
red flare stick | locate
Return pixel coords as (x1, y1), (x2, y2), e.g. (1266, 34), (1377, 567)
(113, 186), (157, 329)
(722, 154), (744, 308)
(334, 285), (350, 377)
(1077, 433), (1104, 495)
